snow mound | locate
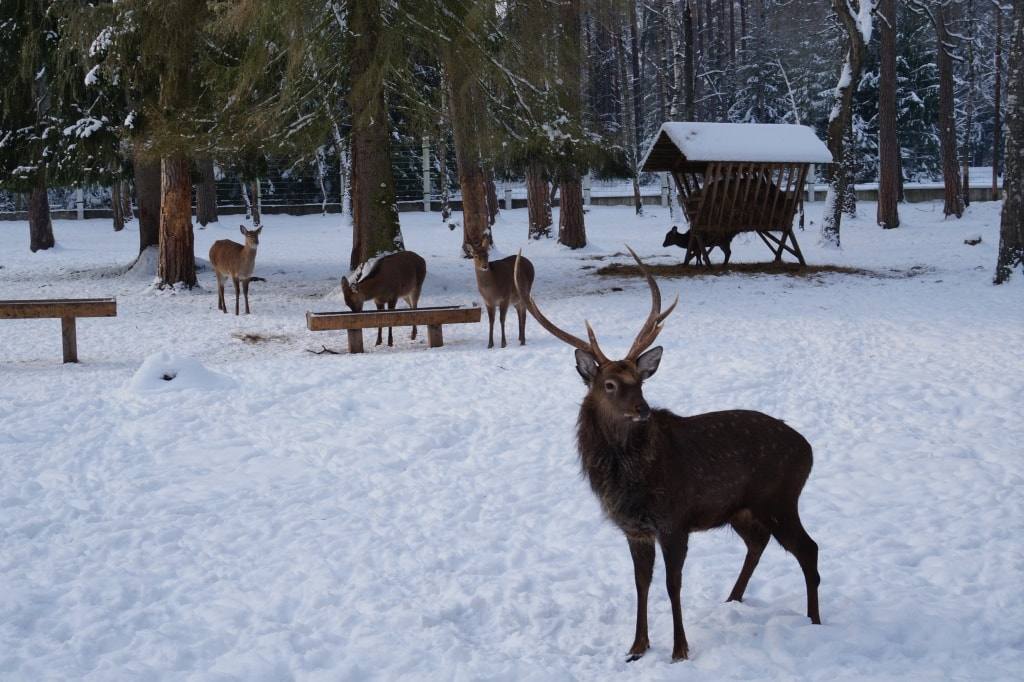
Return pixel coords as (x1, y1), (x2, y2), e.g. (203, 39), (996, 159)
(123, 246), (158, 280)
(126, 352), (236, 393)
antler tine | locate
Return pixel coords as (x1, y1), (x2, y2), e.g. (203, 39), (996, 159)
(624, 245), (678, 360)
(515, 251), (597, 356)
(584, 320), (611, 366)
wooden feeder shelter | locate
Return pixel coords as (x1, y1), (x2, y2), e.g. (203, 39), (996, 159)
(641, 122), (832, 266)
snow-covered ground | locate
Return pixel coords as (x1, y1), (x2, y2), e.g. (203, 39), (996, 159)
(1, 202), (1021, 680)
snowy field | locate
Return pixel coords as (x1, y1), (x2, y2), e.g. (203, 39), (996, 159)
(1, 202), (1022, 680)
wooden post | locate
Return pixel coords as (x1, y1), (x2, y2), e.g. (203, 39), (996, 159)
(75, 188), (85, 220)
(427, 324), (444, 348)
(61, 316), (77, 363)
(347, 328), (364, 354)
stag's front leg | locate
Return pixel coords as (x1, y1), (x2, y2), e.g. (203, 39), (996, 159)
(242, 278), (251, 314)
(516, 304), (527, 345)
(232, 276), (240, 316)
(660, 532), (690, 661)
(485, 305), (495, 348)
(627, 537), (655, 662)
(375, 302), (385, 345)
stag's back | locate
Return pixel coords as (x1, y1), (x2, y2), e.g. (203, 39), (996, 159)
(357, 251), (426, 301)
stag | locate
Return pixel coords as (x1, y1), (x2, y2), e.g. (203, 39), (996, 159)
(515, 248), (820, 662)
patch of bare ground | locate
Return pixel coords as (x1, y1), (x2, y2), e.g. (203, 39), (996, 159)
(595, 261), (933, 281)
(232, 331), (292, 344)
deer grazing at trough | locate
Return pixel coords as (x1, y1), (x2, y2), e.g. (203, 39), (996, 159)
(341, 250), (427, 346)
(210, 226), (262, 315)
(514, 247), (820, 662)
(470, 243), (535, 348)
(663, 225), (737, 266)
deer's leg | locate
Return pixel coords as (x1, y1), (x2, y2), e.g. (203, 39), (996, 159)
(215, 272), (225, 312)
(721, 242), (732, 266)
(626, 537), (655, 662)
(375, 302), (384, 345)
(232, 276), (240, 316)
(498, 302), (509, 348)
(386, 300), (396, 346)
(242, 278), (251, 314)
(727, 512), (770, 603)
(485, 304), (495, 348)
(659, 532), (690, 661)
(516, 303), (527, 345)
(769, 508), (821, 625)
(405, 295), (417, 340)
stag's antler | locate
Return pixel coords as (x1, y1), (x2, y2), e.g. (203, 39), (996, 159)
(514, 252), (610, 365)
(624, 246), (678, 361)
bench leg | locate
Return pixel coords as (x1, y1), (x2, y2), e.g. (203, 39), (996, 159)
(61, 316), (78, 363)
(347, 328), (364, 354)
(427, 324), (443, 348)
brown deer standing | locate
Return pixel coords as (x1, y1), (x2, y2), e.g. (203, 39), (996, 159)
(341, 251), (427, 346)
(663, 225), (736, 266)
(210, 226), (262, 315)
(515, 247), (820, 662)
(470, 243), (535, 348)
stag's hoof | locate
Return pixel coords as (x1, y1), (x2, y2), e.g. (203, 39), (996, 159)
(626, 639), (649, 662)
(671, 646), (689, 662)
(487, 342), (494, 349)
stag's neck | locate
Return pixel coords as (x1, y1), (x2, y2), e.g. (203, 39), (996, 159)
(576, 398), (658, 484)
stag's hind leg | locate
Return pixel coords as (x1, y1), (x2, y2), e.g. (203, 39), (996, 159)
(386, 299), (396, 346)
(232, 276), (240, 315)
(215, 271), (226, 312)
(242, 278), (251, 314)
(375, 302), (385, 345)
(768, 507), (821, 624)
(727, 510), (770, 603)
(405, 293), (419, 340)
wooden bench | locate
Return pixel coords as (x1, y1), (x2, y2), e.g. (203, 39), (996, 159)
(306, 305), (482, 353)
(0, 298), (117, 363)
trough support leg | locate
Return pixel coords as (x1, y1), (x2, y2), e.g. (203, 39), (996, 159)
(61, 316), (78, 363)
(347, 329), (364, 354)
(427, 324), (444, 348)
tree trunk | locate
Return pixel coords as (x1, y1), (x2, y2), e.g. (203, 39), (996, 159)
(348, 0), (403, 270)
(877, 0), (900, 229)
(555, 0), (587, 249)
(485, 169), (499, 225)
(558, 169), (587, 249)
(121, 178), (133, 221)
(993, 6), (1003, 201)
(683, 0), (696, 120)
(962, 0), (976, 209)
(617, 26), (643, 215)
(526, 160), (552, 239)
(195, 157), (218, 226)
(134, 154), (161, 253)
(250, 179), (262, 226)
(112, 181), (125, 231)
(28, 172), (55, 252)
(157, 154), (197, 287)
(936, 6), (964, 218)
(822, 0), (867, 248)
(994, 0), (1022, 284)
(444, 37), (491, 256)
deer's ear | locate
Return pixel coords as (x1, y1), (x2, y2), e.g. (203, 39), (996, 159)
(341, 277), (351, 294)
(239, 225), (247, 236)
(636, 346), (663, 381)
(670, 225), (678, 233)
(575, 349), (599, 385)
(254, 226), (262, 235)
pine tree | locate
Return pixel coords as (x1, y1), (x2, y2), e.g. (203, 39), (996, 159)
(994, 0), (1022, 283)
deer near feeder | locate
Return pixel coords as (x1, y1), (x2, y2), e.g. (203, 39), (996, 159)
(514, 247), (821, 662)
(341, 251), (427, 346)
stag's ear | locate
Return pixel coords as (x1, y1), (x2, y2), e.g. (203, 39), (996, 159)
(575, 349), (599, 384)
(636, 346), (663, 381)
(254, 226), (262, 235)
(670, 225), (678, 233)
(341, 276), (351, 295)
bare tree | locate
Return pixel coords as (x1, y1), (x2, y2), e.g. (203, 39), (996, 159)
(877, 0), (901, 228)
(994, 0), (1022, 283)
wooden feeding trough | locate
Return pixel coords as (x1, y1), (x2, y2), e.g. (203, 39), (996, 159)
(641, 122), (832, 266)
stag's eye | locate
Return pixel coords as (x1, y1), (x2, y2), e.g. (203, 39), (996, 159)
(604, 380), (617, 393)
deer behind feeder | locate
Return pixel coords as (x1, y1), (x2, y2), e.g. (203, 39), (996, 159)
(341, 251), (427, 346)
(515, 248), (821, 662)
(470, 243), (535, 348)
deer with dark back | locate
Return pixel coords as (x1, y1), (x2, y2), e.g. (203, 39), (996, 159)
(210, 225), (262, 315)
(341, 251), (427, 346)
(663, 225), (736, 266)
(515, 248), (820, 662)
(470, 242), (535, 348)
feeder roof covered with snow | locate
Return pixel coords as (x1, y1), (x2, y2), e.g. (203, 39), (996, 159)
(640, 122), (833, 172)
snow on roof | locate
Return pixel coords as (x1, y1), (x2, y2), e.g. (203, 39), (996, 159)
(640, 122), (833, 171)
